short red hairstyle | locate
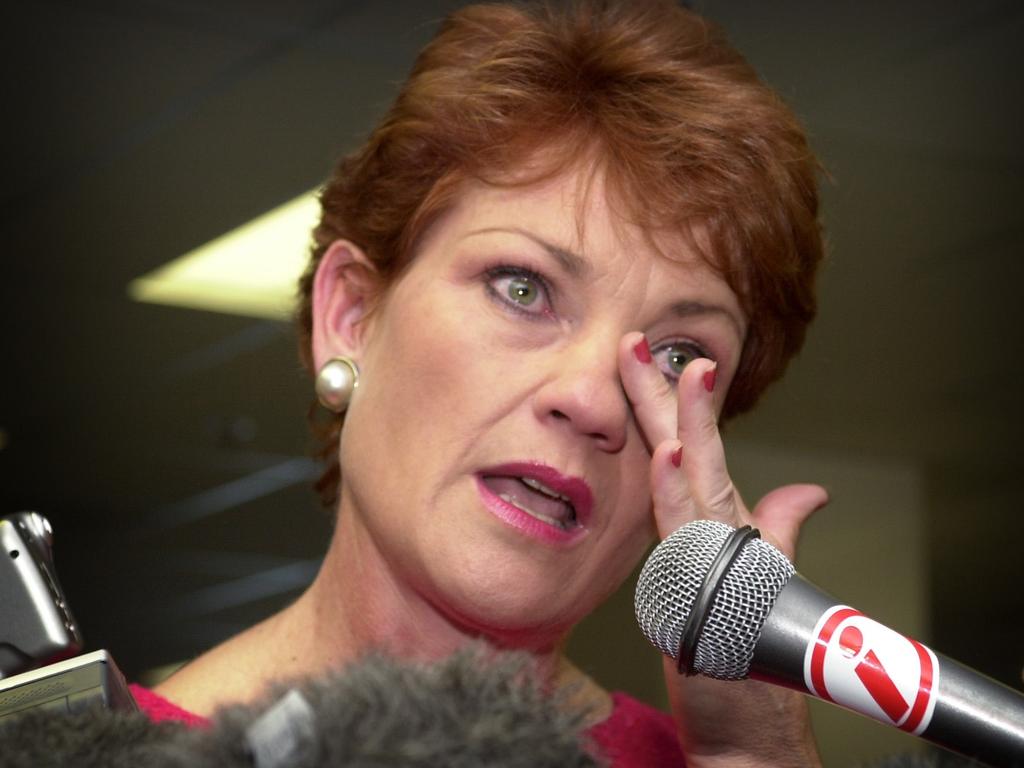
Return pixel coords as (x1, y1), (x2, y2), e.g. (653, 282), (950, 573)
(297, 0), (824, 504)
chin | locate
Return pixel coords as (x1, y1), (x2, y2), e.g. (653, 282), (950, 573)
(425, 563), (605, 651)
(445, 605), (575, 654)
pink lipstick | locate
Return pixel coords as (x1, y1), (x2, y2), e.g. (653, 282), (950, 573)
(476, 462), (594, 545)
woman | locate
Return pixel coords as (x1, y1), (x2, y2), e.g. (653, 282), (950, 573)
(138, 1), (828, 765)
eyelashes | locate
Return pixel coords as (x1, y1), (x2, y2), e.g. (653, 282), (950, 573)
(483, 262), (713, 382)
(650, 340), (710, 383)
(484, 265), (554, 319)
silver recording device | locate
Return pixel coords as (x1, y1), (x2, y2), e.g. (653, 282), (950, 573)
(0, 511), (136, 721)
(1, 511), (82, 678)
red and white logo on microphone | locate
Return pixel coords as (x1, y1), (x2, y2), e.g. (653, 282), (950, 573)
(803, 606), (939, 735)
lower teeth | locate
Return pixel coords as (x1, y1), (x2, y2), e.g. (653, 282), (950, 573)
(498, 493), (568, 530)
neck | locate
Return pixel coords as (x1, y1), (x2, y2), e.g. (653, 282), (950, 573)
(155, 495), (610, 723)
(296, 505), (612, 724)
(290, 525), (611, 724)
(286, 505), (564, 676)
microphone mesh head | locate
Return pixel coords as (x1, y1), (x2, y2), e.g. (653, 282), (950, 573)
(634, 519), (795, 680)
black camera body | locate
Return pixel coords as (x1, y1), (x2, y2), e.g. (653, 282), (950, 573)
(0, 512), (82, 678)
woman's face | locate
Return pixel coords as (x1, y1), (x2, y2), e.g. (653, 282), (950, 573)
(333, 165), (746, 649)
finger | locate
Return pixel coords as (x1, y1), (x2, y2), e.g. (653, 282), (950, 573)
(649, 439), (696, 539)
(618, 332), (679, 452)
(675, 358), (744, 523)
(751, 483), (829, 560)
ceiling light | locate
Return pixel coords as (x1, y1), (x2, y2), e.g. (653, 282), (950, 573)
(127, 191), (318, 320)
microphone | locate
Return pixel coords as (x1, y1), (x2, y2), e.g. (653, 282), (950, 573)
(634, 519), (1024, 767)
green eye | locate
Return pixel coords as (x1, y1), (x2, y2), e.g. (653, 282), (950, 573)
(507, 276), (538, 306)
(652, 341), (707, 382)
(486, 267), (551, 317)
(666, 344), (694, 375)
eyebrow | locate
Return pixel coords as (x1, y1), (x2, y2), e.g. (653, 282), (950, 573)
(467, 227), (589, 278)
(670, 300), (745, 337)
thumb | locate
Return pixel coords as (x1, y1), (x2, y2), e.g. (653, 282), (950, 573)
(751, 483), (828, 560)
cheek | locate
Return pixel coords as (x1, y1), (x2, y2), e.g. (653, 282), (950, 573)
(617, 444), (656, 525)
(610, 502), (656, 566)
(383, 292), (529, 409)
(578, 523), (655, 618)
(357, 289), (514, 463)
(593, 455), (656, 573)
(369, 285), (465, 390)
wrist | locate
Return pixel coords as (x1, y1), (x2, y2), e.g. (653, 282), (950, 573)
(666, 664), (822, 768)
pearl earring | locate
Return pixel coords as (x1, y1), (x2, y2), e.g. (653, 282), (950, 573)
(315, 356), (359, 413)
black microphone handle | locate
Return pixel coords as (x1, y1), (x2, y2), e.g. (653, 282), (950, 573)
(750, 575), (1024, 767)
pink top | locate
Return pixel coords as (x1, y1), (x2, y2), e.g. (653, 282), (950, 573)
(130, 684), (685, 766)
(590, 692), (685, 766)
(130, 683), (210, 729)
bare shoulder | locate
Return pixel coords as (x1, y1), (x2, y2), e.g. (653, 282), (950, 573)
(153, 619), (279, 716)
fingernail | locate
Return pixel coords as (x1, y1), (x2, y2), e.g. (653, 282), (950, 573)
(814, 488), (831, 512)
(633, 336), (652, 364)
(671, 444), (683, 467)
(703, 364), (717, 393)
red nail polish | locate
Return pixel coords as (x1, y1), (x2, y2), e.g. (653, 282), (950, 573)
(703, 365), (717, 393)
(671, 445), (683, 467)
(633, 337), (652, 364)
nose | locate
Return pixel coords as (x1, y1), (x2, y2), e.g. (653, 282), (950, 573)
(532, 332), (629, 453)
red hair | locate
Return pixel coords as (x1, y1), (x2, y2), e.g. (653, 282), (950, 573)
(297, 0), (824, 505)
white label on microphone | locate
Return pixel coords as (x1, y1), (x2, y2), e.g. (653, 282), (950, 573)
(803, 606), (939, 735)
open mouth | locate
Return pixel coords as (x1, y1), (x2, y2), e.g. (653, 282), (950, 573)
(480, 475), (579, 531)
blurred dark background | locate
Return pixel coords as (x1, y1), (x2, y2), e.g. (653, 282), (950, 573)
(1, 1), (1022, 763)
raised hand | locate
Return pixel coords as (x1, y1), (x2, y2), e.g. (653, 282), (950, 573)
(618, 331), (826, 767)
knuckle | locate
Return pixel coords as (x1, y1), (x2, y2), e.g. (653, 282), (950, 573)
(653, 382), (678, 411)
(696, 411), (719, 442)
(704, 480), (737, 517)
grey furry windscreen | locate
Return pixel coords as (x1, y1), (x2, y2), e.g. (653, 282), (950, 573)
(0, 648), (605, 768)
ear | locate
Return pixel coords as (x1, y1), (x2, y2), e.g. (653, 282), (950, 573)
(311, 240), (379, 371)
